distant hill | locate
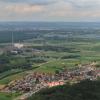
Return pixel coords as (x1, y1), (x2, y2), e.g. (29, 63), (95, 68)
(28, 80), (100, 100)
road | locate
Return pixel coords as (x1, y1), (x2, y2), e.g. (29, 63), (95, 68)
(14, 85), (47, 100)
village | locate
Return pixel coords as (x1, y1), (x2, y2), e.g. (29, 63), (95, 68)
(0, 63), (99, 96)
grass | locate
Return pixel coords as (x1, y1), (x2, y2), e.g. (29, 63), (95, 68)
(1, 40), (100, 83)
(0, 69), (23, 80)
(0, 72), (28, 85)
(0, 92), (21, 100)
(34, 59), (80, 73)
(0, 40), (100, 82)
(1, 35), (100, 91)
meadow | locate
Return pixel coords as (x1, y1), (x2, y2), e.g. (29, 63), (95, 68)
(0, 22), (100, 99)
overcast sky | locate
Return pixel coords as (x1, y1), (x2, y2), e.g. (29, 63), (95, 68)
(0, 0), (100, 22)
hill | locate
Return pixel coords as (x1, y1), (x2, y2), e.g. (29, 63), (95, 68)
(28, 80), (100, 100)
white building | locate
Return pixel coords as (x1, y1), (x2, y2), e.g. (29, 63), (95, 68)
(14, 43), (24, 49)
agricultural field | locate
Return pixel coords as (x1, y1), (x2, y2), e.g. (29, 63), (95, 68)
(0, 22), (100, 99)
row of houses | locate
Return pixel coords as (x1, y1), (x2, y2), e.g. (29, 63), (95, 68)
(1, 63), (100, 93)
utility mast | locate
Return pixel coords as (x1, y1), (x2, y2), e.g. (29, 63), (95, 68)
(11, 32), (14, 48)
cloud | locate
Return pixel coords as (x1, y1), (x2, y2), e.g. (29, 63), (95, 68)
(5, 4), (44, 13)
(66, 0), (100, 8)
(45, 0), (100, 21)
(0, 0), (57, 5)
(0, 0), (100, 21)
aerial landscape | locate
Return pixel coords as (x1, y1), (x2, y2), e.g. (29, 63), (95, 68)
(0, 0), (100, 100)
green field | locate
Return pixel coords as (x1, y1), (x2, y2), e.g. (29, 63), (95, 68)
(1, 40), (100, 85)
(0, 22), (100, 99)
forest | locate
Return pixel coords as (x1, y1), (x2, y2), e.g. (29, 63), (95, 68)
(29, 80), (100, 100)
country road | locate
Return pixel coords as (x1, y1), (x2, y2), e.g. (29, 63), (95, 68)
(14, 85), (47, 100)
